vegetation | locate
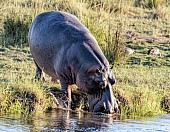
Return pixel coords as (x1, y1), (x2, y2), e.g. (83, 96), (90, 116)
(0, 0), (170, 117)
(0, 47), (55, 115)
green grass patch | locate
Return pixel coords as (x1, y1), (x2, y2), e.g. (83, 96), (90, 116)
(113, 65), (170, 117)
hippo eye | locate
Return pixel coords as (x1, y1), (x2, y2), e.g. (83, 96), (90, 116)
(87, 67), (101, 75)
(96, 69), (100, 74)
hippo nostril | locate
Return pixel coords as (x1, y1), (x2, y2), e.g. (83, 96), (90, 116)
(100, 81), (104, 86)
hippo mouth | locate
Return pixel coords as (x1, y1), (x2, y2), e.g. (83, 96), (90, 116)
(88, 83), (119, 114)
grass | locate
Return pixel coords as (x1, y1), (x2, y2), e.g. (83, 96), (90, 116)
(114, 65), (170, 117)
(0, 47), (56, 115)
(0, 0), (170, 117)
(0, 46), (169, 117)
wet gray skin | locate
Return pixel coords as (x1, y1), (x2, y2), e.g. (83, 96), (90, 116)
(28, 11), (119, 113)
(88, 81), (118, 113)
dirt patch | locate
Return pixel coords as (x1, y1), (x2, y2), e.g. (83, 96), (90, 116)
(125, 31), (170, 45)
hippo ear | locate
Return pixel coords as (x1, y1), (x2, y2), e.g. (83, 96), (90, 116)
(87, 66), (100, 74)
(87, 66), (95, 74)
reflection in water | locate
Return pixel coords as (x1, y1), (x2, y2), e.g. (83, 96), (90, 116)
(0, 109), (170, 132)
(28, 109), (72, 131)
(29, 109), (117, 131)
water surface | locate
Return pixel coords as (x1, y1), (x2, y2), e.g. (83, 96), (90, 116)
(0, 109), (170, 132)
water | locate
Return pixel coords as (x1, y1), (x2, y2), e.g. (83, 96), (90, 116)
(0, 109), (170, 132)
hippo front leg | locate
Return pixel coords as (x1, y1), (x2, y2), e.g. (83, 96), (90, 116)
(60, 79), (72, 110)
(67, 86), (72, 109)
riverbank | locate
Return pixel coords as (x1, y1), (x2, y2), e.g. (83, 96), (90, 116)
(0, 47), (169, 117)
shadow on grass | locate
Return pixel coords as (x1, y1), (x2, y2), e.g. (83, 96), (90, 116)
(142, 57), (161, 66)
(127, 45), (145, 50)
(127, 57), (142, 65)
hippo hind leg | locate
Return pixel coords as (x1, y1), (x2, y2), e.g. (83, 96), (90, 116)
(34, 61), (45, 82)
(59, 78), (72, 110)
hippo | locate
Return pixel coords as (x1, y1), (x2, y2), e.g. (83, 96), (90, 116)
(28, 11), (119, 113)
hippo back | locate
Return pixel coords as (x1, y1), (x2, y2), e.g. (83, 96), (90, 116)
(28, 11), (105, 79)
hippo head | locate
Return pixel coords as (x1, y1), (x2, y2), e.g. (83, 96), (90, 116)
(76, 65), (119, 114)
